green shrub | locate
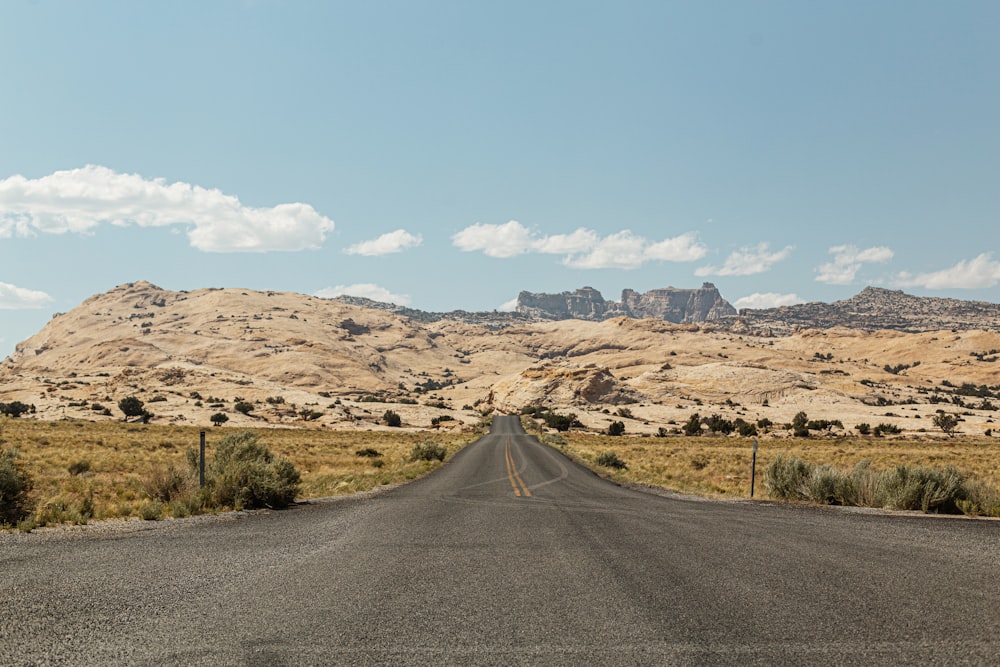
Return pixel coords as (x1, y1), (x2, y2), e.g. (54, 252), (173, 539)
(210, 412), (229, 426)
(0, 401), (33, 418)
(0, 448), (34, 526)
(203, 431), (301, 510)
(144, 463), (195, 503)
(139, 500), (164, 521)
(383, 410), (402, 427)
(410, 441), (446, 462)
(683, 413), (702, 436)
(234, 401), (254, 415)
(596, 451), (627, 469)
(856, 423), (871, 435)
(356, 447), (382, 458)
(764, 455), (993, 516)
(764, 455), (812, 500)
(607, 421), (626, 436)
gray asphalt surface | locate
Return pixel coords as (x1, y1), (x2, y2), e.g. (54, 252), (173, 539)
(2, 415), (998, 665)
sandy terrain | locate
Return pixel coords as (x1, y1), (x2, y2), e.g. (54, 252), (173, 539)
(2, 281), (998, 439)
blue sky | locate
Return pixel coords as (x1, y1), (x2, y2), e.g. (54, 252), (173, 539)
(2, 0), (998, 357)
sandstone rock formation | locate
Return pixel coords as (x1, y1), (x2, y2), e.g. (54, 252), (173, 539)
(620, 283), (737, 323)
(515, 283), (736, 323)
(3, 281), (1000, 437)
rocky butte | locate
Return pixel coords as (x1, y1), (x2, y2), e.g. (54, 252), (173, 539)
(515, 283), (737, 323)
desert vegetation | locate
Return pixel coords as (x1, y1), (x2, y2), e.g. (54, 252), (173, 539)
(0, 419), (473, 530)
(547, 429), (1000, 517)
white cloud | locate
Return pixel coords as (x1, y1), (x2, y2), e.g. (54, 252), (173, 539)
(315, 283), (411, 305)
(344, 229), (423, 256)
(0, 281), (54, 309)
(815, 244), (894, 285)
(452, 221), (707, 269)
(498, 297), (519, 312)
(451, 220), (535, 258)
(894, 253), (1000, 290)
(695, 243), (793, 277)
(733, 292), (805, 310)
(0, 165), (335, 252)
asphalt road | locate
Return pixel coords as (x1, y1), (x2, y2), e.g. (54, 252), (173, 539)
(2, 415), (998, 665)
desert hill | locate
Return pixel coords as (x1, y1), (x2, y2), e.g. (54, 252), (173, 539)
(2, 281), (999, 437)
(730, 286), (1000, 334)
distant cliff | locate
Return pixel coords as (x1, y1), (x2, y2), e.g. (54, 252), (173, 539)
(515, 283), (736, 323)
(726, 286), (1000, 334)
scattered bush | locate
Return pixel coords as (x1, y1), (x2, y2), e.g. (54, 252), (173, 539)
(210, 412), (229, 426)
(933, 412), (959, 436)
(139, 500), (164, 521)
(607, 421), (626, 436)
(202, 431), (301, 510)
(616, 407), (634, 419)
(118, 396), (146, 421)
(1, 448), (33, 526)
(234, 401), (255, 415)
(596, 451), (627, 469)
(67, 460), (91, 476)
(410, 441), (446, 462)
(856, 423), (871, 435)
(0, 401), (33, 418)
(792, 411), (810, 437)
(873, 422), (902, 436)
(356, 447), (382, 458)
(383, 410), (402, 427)
(683, 413), (702, 436)
(764, 455), (996, 515)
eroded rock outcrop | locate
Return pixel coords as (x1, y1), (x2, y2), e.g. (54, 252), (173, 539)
(515, 283), (736, 323)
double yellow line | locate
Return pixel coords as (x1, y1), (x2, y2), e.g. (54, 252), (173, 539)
(505, 436), (531, 498)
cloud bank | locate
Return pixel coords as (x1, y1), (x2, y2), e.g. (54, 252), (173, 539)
(815, 245), (894, 285)
(315, 283), (411, 305)
(451, 220), (706, 269)
(696, 243), (793, 277)
(0, 281), (54, 310)
(344, 229), (422, 256)
(0, 165), (335, 252)
(895, 253), (1000, 290)
(732, 292), (805, 310)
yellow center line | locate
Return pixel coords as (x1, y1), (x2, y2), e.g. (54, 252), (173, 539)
(505, 436), (532, 498)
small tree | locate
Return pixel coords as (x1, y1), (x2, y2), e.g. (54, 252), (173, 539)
(234, 401), (254, 415)
(792, 411), (809, 437)
(118, 396), (145, 422)
(933, 412), (959, 437)
(683, 413), (702, 436)
(383, 410), (402, 427)
(210, 412), (229, 426)
(607, 421), (625, 436)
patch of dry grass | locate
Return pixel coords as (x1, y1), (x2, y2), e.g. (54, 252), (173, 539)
(552, 430), (1000, 503)
(0, 418), (476, 526)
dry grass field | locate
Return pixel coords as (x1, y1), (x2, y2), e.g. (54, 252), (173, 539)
(533, 423), (1000, 515)
(4, 414), (999, 528)
(0, 418), (478, 527)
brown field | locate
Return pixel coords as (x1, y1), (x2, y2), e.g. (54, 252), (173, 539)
(4, 415), (999, 527)
(535, 426), (1000, 503)
(0, 418), (478, 526)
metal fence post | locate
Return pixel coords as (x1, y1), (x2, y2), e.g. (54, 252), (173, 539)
(199, 431), (206, 489)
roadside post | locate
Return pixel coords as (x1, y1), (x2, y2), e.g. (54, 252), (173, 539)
(199, 431), (206, 489)
(750, 437), (758, 498)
